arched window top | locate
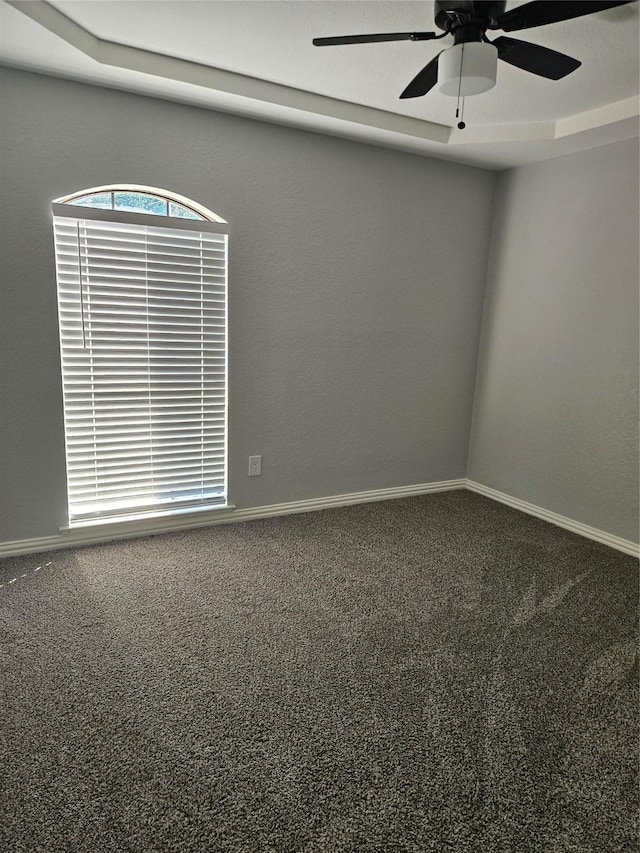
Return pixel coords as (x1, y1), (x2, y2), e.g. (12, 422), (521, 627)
(53, 184), (226, 223)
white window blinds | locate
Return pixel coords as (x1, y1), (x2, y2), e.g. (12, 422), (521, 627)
(53, 210), (228, 524)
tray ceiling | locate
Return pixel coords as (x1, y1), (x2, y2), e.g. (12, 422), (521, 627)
(1, 0), (638, 169)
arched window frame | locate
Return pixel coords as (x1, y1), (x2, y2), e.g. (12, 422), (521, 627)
(51, 186), (230, 527)
(54, 184), (227, 223)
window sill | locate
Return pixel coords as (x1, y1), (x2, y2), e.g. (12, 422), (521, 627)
(61, 502), (235, 533)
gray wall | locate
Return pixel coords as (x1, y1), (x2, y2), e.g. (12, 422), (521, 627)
(0, 68), (495, 542)
(468, 138), (639, 542)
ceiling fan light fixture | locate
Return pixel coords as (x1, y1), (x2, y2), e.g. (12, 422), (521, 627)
(438, 42), (498, 96)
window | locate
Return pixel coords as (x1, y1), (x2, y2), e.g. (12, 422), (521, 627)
(66, 188), (204, 220)
(52, 185), (229, 526)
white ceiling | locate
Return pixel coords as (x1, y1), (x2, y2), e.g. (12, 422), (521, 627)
(1, 0), (638, 169)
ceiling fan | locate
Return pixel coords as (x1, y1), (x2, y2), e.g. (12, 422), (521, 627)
(312, 1), (635, 102)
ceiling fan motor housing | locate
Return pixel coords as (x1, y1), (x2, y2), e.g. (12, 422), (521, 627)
(434, 1), (507, 32)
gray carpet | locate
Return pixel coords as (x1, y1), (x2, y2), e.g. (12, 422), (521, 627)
(1, 491), (637, 852)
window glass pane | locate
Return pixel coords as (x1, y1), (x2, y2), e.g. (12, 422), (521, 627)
(69, 192), (113, 209)
(64, 191), (210, 221)
(169, 202), (202, 220)
(114, 192), (168, 216)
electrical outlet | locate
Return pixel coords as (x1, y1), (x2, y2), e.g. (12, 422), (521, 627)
(248, 455), (262, 477)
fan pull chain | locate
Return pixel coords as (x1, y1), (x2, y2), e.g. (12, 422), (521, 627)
(455, 43), (466, 129)
(458, 97), (466, 129)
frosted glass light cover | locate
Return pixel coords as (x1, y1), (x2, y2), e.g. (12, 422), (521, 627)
(438, 42), (498, 96)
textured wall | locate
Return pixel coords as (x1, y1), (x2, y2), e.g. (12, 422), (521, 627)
(468, 138), (639, 543)
(0, 68), (495, 542)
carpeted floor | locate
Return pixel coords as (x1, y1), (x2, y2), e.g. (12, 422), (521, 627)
(1, 491), (638, 852)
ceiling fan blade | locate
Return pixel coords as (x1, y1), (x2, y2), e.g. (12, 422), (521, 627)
(497, 1), (634, 32)
(313, 31), (437, 46)
(399, 53), (442, 99)
(493, 36), (581, 79)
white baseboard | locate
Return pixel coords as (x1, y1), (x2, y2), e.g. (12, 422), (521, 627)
(466, 480), (639, 558)
(0, 479), (466, 558)
(2, 478), (637, 559)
